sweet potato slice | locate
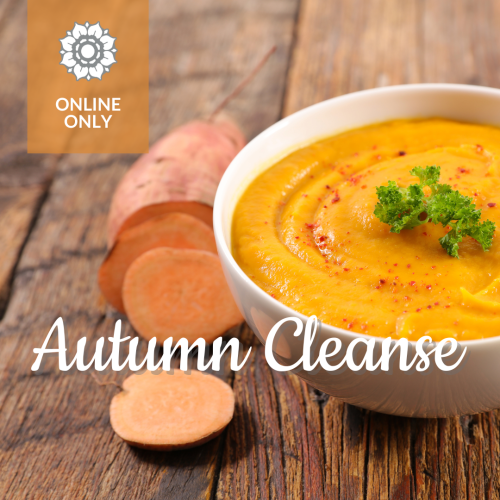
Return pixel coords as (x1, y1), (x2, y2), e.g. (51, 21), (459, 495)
(117, 201), (214, 237)
(99, 213), (217, 313)
(110, 370), (234, 450)
(122, 247), (243, 344)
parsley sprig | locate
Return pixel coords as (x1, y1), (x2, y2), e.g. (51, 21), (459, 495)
(374, 166), (496, 258)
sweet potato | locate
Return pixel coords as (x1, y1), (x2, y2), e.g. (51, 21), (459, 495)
(98, 213), (217, 313)
(122, 247), (243, 344)
(110, 370), (234, 450)
(107, 114), (246, 248)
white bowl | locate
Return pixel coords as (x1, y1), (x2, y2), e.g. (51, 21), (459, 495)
(213, 84), (500, 417)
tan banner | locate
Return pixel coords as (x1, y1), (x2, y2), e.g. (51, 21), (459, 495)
(28, 0), (148, 153)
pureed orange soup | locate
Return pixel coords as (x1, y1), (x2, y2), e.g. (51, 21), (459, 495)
(232, 119), (500, 341)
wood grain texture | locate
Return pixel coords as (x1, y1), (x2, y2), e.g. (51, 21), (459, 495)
(0, 0), (56, 316)
(283, 0), (500, 116)
(148, 0), (300, 141)
(2, 0), (500, 499)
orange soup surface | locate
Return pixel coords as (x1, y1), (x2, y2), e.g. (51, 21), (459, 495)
(232, 119), (500, 341)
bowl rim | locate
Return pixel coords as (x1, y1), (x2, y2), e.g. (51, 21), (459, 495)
(214, 82), (500, 347)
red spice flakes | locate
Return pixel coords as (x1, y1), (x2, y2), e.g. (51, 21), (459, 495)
(343, 268), (350, 272)
(388, 269), (393, 273)
(404, 296), (411, 301)
(394, 299), (398, 302)
(372, 145), (378, 150)
(325, 185), (330, 189)
(394, 276), (399, 280)
(317, 197), (322, 201)
(399, 151), (406, 156)
(422, 232), (427, 236)
(264, 221), (268, 224)
(407, 264), (411, 268)
(445, 305), (451, 308)
(361, 185), (367, 189)
(477, 144), (484, 152)
(427, 305), (432, 309)
(415, 256), (420, 259)
(318, 235), (326, 242)
(302, 193), (308, 197)
(359, 267), (364, 270)
(426, 285), (432, 290)
(347, 323), (354, 329)
(343, 318), (347, 322)
(305, 223), (315, 229)
(409, 281), (416, 286)
(488, 203), (497, 208)
(416, 308), (422, 312)
(349, 175), (362, 186)
(375, 285), (380, 289)
(324, 205), (327, 208)
(360, 324), (367, 331)
(271, 294), (275, 298)
(458, 167), (469, 174)
(431, 266), (436, 269)
(379, 279), (386, 284)
(474, 192), (478, 196)
(331, 190), (341, 203)
(295, 236), (299, 239)
(394, 263), (398, 266)
(434, 302), (439, 306)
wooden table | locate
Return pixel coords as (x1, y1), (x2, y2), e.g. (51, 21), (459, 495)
(1, 0), (500, 498)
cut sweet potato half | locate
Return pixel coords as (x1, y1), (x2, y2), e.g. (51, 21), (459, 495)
(110, 370), (235, 451)
(122, 247), (243, 344)
(107, 115), (246, 248)
(99, 213), (217, 313)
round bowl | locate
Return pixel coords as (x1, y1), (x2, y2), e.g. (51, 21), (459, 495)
(213, 83), (500, 417)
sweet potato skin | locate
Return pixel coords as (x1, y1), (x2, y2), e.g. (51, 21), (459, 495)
(107, 115), (245, 247)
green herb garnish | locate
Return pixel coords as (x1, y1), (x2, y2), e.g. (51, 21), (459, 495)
(374, 166), (496, 258)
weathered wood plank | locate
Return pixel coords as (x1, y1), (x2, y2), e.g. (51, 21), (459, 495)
(216, 332), (286, 500)
(0, 0), (299, 499)
(0, 0), (56, 314)
(149, 0), (300, 141)
(283, 0), (500, 117)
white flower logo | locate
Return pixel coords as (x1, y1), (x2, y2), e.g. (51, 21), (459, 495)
(59, 22), (117, 81)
